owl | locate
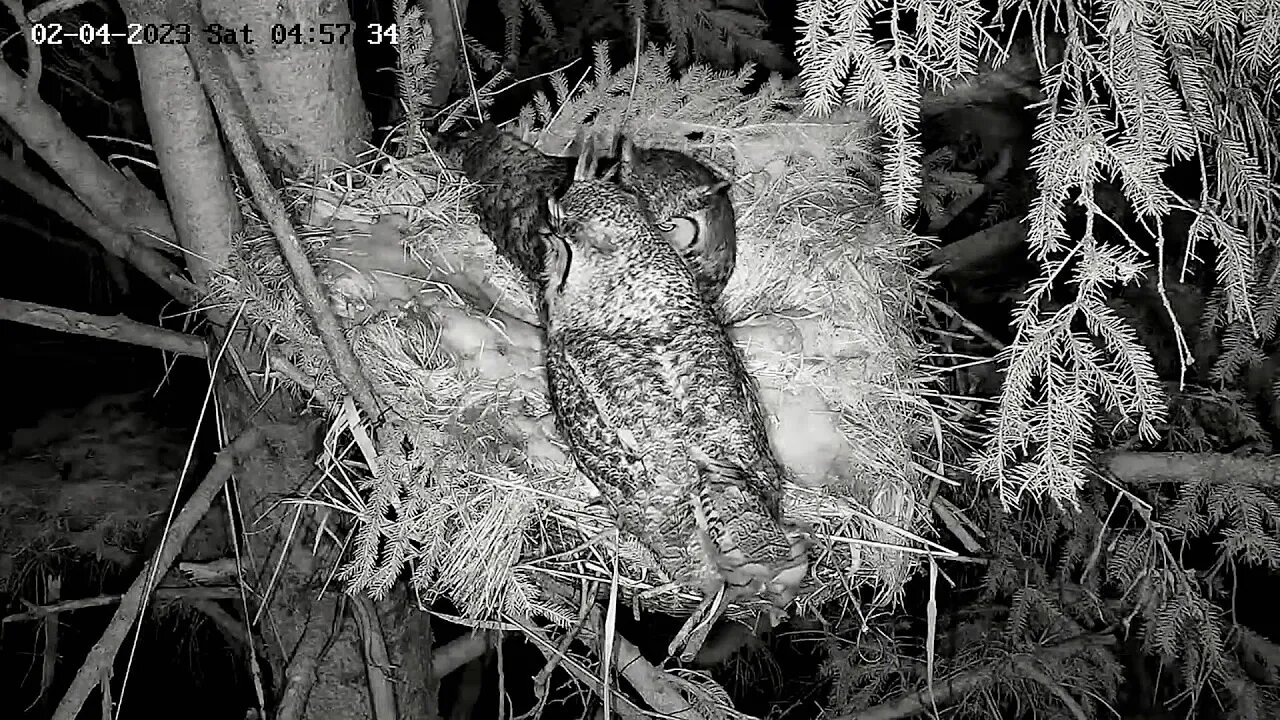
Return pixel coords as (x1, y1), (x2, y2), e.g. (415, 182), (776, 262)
(538, 140), (808, 659)
(438, 123), (737, 305)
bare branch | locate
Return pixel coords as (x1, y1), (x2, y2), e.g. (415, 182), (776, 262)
(3, 587), (239, 624)
(51, 426), (269, 720)
(27, 0), (94, 22)
(0, 297), (207, 356)
(349, 594), (398, 720)
(0, 60), (175, 253)
(0, 154), (201, 305)
(1, 0), (42, 101)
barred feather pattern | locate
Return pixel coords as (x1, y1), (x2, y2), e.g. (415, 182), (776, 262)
(616, 139), (737, 304)
(438, 123), (737, 305)
(541, 175), (809, 605)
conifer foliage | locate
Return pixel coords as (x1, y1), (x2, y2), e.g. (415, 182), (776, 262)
(799, 0), (1280, 510)
(796, 1), (1280, 717)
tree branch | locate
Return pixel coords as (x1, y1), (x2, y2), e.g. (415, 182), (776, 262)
(0, 297), (207, 357)
(0, 59), (176, 253)
(0, 154), (201, 305)
(51, 426), (269, 720)
(3, 586), (239, 624)
(1106, 451), (1280, 487)
(1, 0), (42, 102)
(349, 594), (398, 720)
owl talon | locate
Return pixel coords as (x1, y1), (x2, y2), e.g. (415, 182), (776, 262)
(668, 583), (728, 662)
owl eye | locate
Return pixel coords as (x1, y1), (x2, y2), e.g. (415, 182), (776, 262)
(657, 216), (700, 252)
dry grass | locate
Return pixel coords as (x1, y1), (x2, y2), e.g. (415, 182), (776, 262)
(210, 59), (945, 660)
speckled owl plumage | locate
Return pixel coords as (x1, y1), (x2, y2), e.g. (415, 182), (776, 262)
(436, 123), (736, 305)
(615, 138), (738, 304)
(432, 122), (575, 293)
(539, 143), (808, 659)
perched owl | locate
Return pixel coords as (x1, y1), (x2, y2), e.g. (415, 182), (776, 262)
(539, 141), (808, 659)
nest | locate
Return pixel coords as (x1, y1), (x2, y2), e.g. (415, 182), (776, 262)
(211, 58), (938, 657)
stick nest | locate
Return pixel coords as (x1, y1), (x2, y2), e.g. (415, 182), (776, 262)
(210, 57), (940, 638)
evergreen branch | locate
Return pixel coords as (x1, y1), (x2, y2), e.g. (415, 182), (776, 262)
(830, 634), (1117, 720)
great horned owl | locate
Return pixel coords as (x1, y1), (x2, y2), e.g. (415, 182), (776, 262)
(614, 137), (737, 304)
(437, 123), (736, 304)
(540, 143), (808, 659)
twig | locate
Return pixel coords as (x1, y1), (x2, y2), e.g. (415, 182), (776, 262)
(504, 615), (648, 720)
(448, 0), (480, 122)
(274, 603), (335, 720)
(0, 297), (207, 357)
(186, 598), (260, 655)
(51, 426), (268, 720)
(584, 607), (704, 720)
(1013, 658), (1088, 720)
(3, 586), (239, 623)
(27, 0), (91, 22)
(40, 575), (60, 708)
(174, 2), (383, 425)
(925, 297), (1006, 351)
(0, 59), (176, 251)
(0, 154), (200, 304)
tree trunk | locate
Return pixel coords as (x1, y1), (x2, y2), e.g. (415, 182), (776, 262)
(113, 0), (407, 717)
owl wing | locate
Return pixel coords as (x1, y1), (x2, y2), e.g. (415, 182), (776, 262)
(545, 333), (659, 517)
(688, 447), (802, 598)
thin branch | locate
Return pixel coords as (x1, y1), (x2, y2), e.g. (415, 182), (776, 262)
(349, 594), (397, 720)
(274, 604), (336, 720)
(1013, 658), (1088, 720)
(0, 60), (176, 251)
(505, 615), (648, 720)
(3, 587), (239, 624)
(0, 154), (201, 305)
(173, 0), (383, 425)
(585, 607), (705, 720)
(0, 297), (207, 356)
(51, 426), (269, 720)
(27, 0), (93, 22)
(40, 575), (60, 708)
(1, 0), (42, 101)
